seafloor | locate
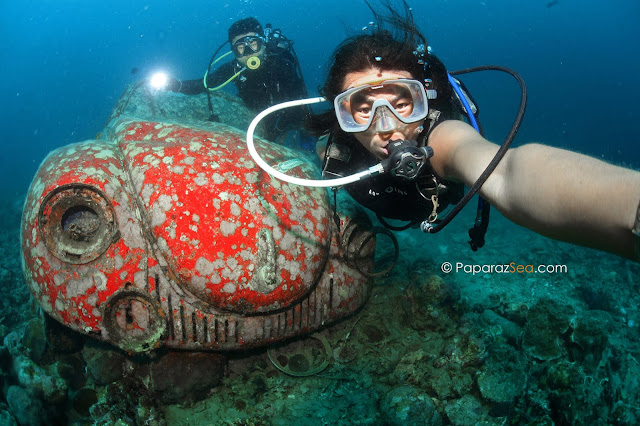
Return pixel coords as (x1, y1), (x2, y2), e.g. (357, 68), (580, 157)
(2, 192), (639, 425)
(3, 88), (640, 425)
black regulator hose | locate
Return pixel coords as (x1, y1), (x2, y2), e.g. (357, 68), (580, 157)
(421, 65), (527, 234)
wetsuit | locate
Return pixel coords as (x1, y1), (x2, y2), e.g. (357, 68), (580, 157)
(178, 49), (308, 142)
(323, 130), (464, 223)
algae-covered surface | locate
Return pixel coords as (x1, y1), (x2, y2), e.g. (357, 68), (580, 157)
(2, 195), (640, 424)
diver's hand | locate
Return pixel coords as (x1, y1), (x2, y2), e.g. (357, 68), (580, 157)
(149, 72), (182, 92)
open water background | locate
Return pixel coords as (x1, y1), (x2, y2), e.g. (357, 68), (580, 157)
(1, 0), (639, 201)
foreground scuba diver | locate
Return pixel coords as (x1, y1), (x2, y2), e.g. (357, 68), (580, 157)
(167, 17), (312, 148)
(247, 1), (640, 262)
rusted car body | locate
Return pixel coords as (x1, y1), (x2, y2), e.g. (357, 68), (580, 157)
(21, 86), (375, 353)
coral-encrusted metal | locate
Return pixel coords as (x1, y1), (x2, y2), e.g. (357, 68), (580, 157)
(21, 114), (374, 353)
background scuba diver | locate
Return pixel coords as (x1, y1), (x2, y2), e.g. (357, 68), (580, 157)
(169, 17), (313, 149)
(306, 1), (640, 262)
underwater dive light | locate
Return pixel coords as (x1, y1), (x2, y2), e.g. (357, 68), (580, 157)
(149, 72), (169, 90)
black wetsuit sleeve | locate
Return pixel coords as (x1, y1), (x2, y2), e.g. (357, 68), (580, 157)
(175, 62), (235, 95)
(177, 79), (206, 95)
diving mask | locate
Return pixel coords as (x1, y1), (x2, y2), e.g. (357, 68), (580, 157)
(232, 35), (265, 58)
(334, 79), (434, 133)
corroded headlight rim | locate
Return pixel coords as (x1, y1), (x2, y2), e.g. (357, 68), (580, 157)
(103, 289), (167, 354)
(38, 183), (119, 264)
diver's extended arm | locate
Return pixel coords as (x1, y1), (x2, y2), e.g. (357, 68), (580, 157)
(429, 119), (640, 260)
(169, 62), (235, 95)
(174, 79), (206, 95)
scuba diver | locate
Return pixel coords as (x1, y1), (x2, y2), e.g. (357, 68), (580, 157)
(245, 1), (640, 263)
(168, 17), (313, 149)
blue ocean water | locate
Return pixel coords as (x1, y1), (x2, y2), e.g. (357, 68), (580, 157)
(1, 1), (640, 424)
(1, 0), (639, 200)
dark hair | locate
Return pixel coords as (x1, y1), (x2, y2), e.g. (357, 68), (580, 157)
(307, 1), (452, 136)
(228, 17), (263, 42)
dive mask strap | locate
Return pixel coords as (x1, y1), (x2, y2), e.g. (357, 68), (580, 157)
(633, 198), (640, 262)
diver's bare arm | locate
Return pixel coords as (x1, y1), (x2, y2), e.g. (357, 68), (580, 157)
(429, 120), (640, 260)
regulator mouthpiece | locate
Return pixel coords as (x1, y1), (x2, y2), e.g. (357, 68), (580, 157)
(381, 139), (434, 180)
(246, 56), (261, 70)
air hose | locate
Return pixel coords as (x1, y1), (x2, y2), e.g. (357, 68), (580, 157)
(421, 66), (527, 234)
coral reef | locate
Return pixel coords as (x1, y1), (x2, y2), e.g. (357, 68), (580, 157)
(2, 196), (640, 424)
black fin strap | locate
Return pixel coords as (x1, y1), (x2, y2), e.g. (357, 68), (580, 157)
(332, 188), (340, 233)
(468, 199), (491, 251)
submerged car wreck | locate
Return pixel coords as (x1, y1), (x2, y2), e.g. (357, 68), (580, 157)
(21, 84), (377, 354)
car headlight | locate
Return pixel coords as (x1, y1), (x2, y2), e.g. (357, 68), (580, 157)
(38, 184), (119, 264)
